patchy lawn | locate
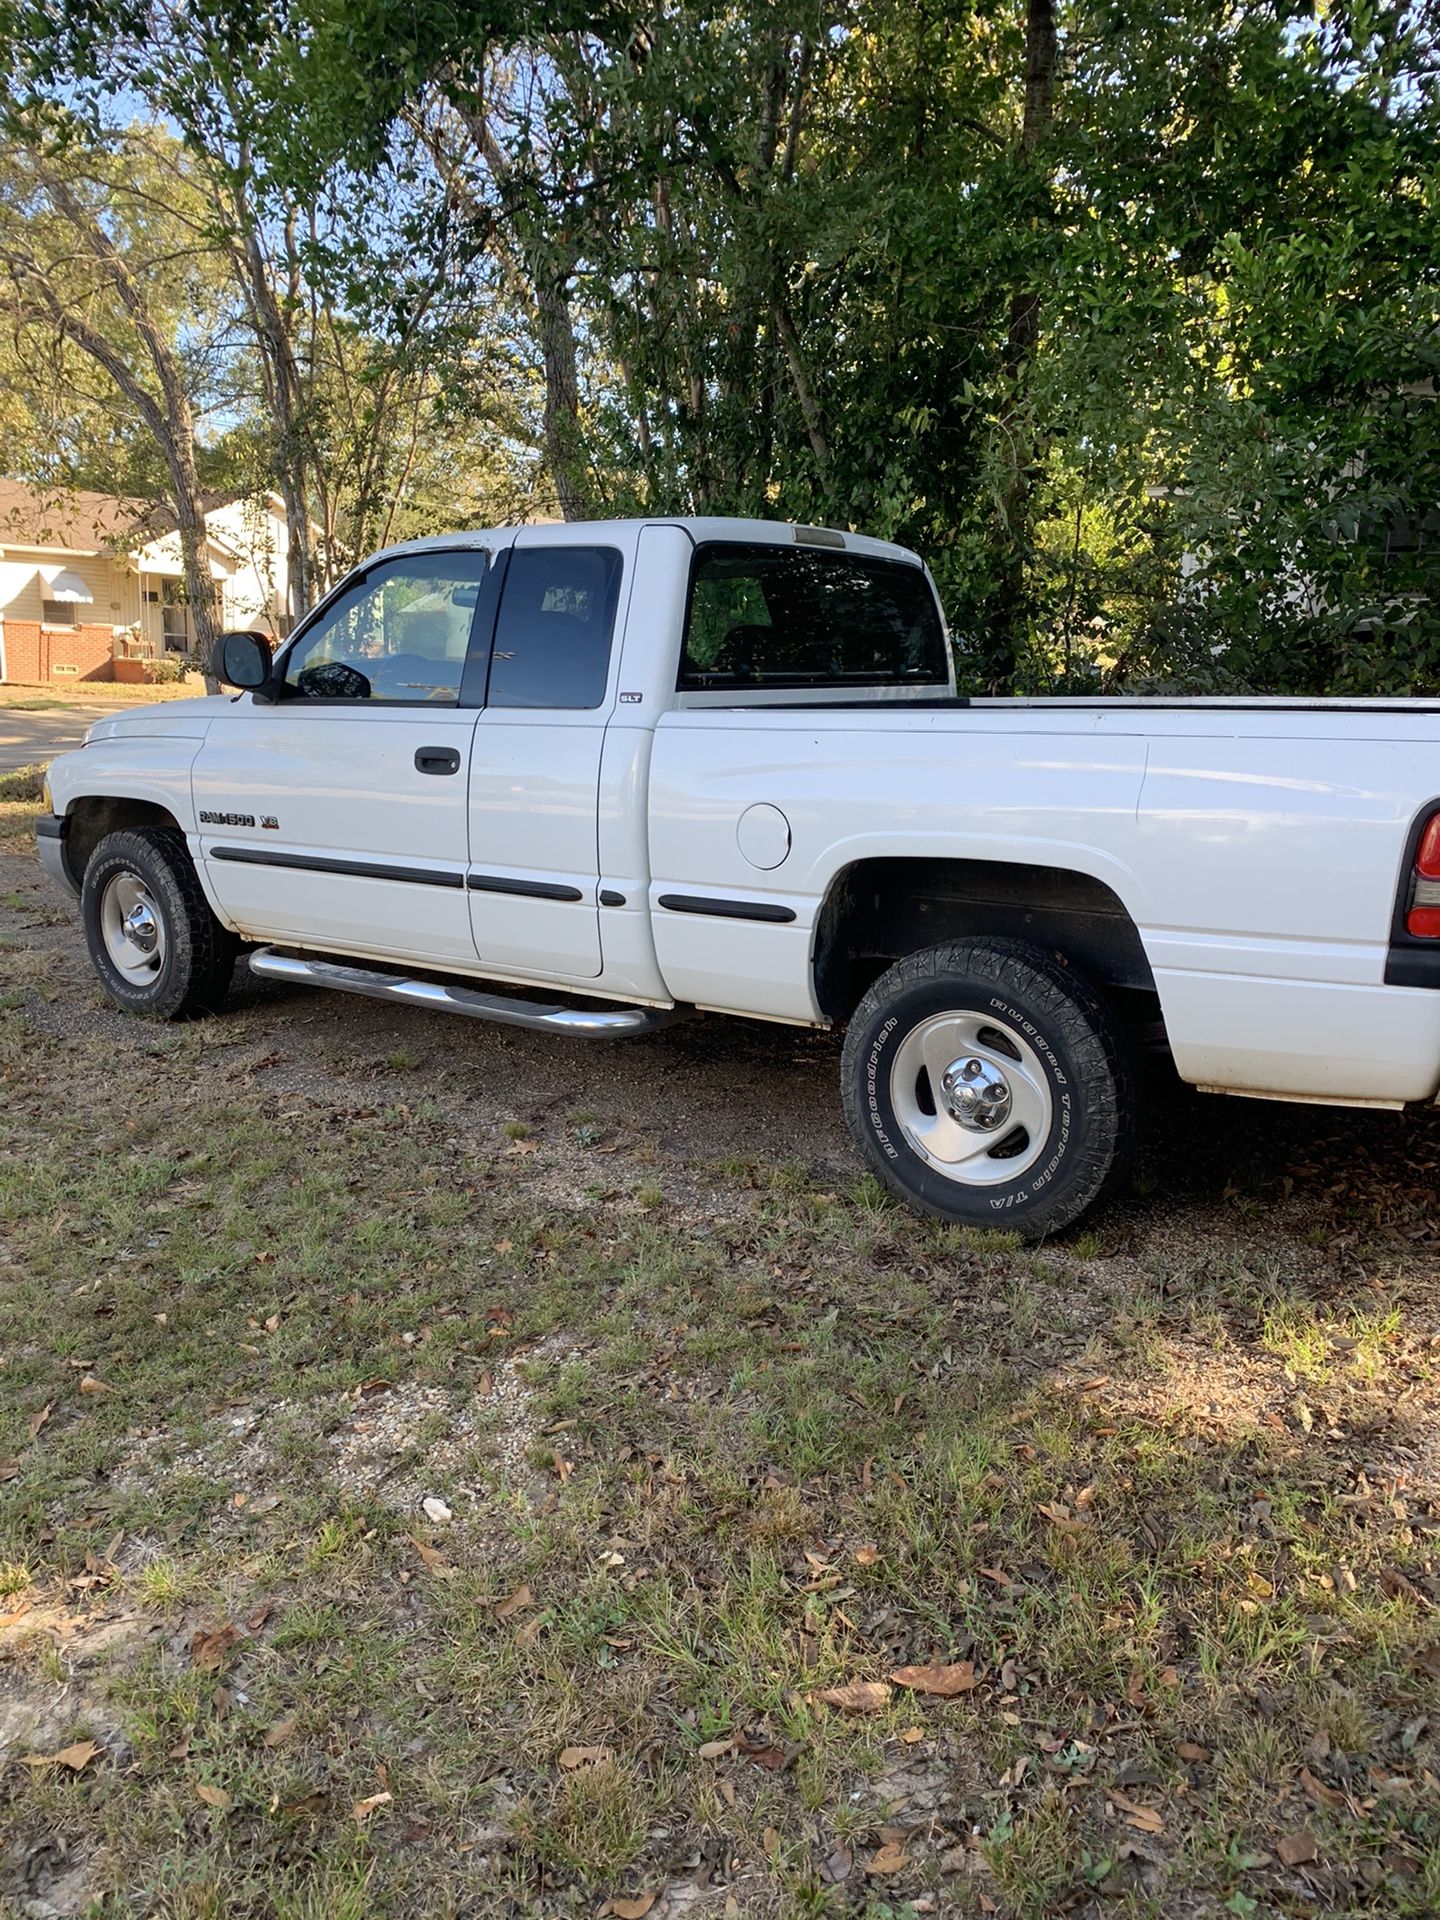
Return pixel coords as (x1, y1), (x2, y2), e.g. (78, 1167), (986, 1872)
(0, 681), (202, 711)
(1, 829), (1439, 1918)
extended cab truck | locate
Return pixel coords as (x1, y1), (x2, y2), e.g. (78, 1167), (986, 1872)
(35, 517), (1440, 1239)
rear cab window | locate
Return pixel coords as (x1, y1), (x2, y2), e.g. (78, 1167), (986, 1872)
(680, 542), (949, 692)
(488, 546), (624, 710)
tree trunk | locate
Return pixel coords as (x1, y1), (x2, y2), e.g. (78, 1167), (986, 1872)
(977, 0), (1058, 694)
(445, 84), (592, 521)
(534, 263), (589, 520)
(231, 212), (318, 620)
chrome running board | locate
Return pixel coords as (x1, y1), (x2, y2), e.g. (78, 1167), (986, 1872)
(248, 948), (685, 1038)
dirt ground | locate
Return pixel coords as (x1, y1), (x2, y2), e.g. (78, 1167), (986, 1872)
(2, 805), (1439, 1920)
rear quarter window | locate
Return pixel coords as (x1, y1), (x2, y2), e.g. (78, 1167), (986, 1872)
(680, 542), (948, 690)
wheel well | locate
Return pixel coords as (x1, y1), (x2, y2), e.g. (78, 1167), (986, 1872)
(63, 796), (182, 888)
(814, 857), (1158, 1021)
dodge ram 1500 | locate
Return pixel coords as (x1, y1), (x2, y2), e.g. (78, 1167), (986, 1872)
(36, 517), (1440, 1237)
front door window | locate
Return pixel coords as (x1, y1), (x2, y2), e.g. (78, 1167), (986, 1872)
(281, 554), (489, 704)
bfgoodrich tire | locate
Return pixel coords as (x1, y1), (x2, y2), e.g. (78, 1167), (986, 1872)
(81, 827), (238, 1019)
(841, 939), (1132, 1241)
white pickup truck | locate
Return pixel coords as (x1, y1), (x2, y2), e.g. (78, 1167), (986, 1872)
(36, 516), (1440, 1238)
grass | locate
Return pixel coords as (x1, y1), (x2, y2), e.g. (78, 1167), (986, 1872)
(0, 968), (1439, 1915)
(0, 679), (201, 708)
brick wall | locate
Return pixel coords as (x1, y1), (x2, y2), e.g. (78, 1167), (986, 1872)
(1, 622), (114, 683)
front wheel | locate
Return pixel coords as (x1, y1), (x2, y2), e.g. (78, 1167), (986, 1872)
(841, 939), (1132, 1241)
(81, 827), (238, 1019)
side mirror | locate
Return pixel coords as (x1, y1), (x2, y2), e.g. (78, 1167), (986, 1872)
(215, 630), (274, 695)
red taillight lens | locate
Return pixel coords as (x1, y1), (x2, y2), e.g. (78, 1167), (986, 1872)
(1418, 814), (1440, 880)
(1408, 906), (1440, 939)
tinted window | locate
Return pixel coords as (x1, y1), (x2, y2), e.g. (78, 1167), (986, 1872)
(488, 547), (623, 710)
(681, 543), (948, 690)
(282, 553), (489, 704)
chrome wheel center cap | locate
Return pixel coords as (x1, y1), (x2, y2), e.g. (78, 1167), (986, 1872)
(940, 1055), (1012, 1132)
(124, 901), (159, 954)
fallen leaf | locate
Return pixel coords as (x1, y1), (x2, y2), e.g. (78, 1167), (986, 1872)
(353, 1790), (392, 1823)
(1109, 1786), (1164, 1834)
(1176, 1740), (1212, 1763)
(601, 1898), (656, 1920)
(28, 1403), (52, 1439)
(698, 1738), (734, 1760)
(407, 1536), (447, 1573)
(977, 1566), (1013, 1587)
(263, 1717), (296, 1748)
(196, 1782), (231, 1810)
(1277, 1831), (1318, 1867)
(558, 1745), (614, 1769)
(421, 1497), (452, 1525)
(815, 1680), (891, 1714)
(865, 1842), (909, 1876)
(495, 1584), (533, 1623)
(19, 1739), (99, 1772)
(0, 1458), (20, 1482)
(168, 1731), (192, 1759)
(1300, 1766), (1347, 1811)
(890, 1661), (977, 1697)
(190, 1624), (241, 1671)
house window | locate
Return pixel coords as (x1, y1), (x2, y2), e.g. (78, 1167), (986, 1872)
(41, 599), (79, 628)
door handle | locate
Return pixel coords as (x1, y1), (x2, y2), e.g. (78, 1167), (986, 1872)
(415, 746), (461, 775)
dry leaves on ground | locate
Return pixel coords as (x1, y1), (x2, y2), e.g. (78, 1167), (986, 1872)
(889, 1661), (977, 1696)
(190, 1623), (242, 1671)
(1277, 1831), (1319, 1867)
(815, 1680), (891, 1713)
(18, 1739), (99, 1772)
(865, 1842), (909, 1876)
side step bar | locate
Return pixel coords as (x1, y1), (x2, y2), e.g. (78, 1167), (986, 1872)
(248, 948), (685, 1039)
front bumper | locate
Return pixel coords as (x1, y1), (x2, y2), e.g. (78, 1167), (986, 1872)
(36, 814), (79, 898)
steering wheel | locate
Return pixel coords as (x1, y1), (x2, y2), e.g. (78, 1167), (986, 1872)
(295, 660), (372, 701)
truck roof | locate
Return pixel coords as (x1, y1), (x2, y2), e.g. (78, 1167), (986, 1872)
(368, 517), (926, 569)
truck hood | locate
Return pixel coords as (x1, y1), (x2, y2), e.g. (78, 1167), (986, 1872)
(84, 694), (234, 745)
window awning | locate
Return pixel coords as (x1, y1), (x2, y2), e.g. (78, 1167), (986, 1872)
(44, 568), (95, 604)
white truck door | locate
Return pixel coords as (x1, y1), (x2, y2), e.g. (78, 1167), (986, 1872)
(465, 534), (629, 981)
(192, 550), (491, 968)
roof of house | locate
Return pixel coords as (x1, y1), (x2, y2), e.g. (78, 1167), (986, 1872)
(0, 478), (170, 552)
(0, 478), (282, 556)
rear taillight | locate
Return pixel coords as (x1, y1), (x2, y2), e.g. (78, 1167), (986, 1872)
(1406, 809), (1440, 937)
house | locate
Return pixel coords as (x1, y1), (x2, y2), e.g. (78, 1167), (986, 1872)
(0, 479), (292, 684)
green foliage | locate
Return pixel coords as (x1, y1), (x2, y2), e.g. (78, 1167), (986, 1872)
(3, 0), (1437, 691)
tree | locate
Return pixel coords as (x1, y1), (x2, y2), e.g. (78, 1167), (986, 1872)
(0, 126), (233, 675)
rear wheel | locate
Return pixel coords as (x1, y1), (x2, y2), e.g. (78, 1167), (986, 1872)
(841, 938), (1132, 1241)
(81, 827), (237, 1019)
